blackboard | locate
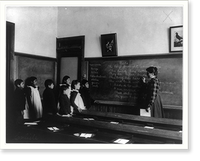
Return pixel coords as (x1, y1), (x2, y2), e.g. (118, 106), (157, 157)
(87, 54), (182, 107)
(16, 53), (56, 97)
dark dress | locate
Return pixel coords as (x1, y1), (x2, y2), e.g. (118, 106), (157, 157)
(80, 87), (94, 109)
(58, 94), (71, 115)
(70, 90), (79, 113)
(13, 88), (26, 125)
(43, 88), (57, 115)
(146, 78), (164, 118)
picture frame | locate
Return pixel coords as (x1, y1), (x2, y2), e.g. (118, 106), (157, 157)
(101, 33), (118, 57)
(169, 25), (183, 52)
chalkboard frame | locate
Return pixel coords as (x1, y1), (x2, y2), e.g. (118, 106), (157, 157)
(15, 52), (57, 62)
(85, 53), (182, 61)
(85, 53), (183, 107)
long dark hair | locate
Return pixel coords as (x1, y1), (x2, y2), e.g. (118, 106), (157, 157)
(25, 76), (37, 87)
(62, 75), (70, 84)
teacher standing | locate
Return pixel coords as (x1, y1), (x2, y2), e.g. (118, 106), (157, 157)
(142, 66), (164, 118)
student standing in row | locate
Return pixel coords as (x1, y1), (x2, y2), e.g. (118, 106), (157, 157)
(142, 66), (164, 118)
(61, 75), (71, 90)
(25, 76), (43, 120)
(43, 79), (57, 116)
(80, 79), (95, 109)
(58, 84), (72, 117)
(13, 79), (26, 126)
(57, 75), (71, 112)
(70, 80), (86, 113)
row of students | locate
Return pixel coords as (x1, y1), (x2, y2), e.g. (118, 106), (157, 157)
(56, 76), (94, 116)
(13, 75), (94, 125)
(56, 79), (85, 117)
(43, 76), (94, 117)
(57, 78), (93, 117)
(12, 65), (163, 128)
(12, 77), (42, 125)
(43, 67), (163, 119)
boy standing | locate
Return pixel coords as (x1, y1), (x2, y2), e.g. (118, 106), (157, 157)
(43, 79), (57, 116)
(13, 79), (26, 125)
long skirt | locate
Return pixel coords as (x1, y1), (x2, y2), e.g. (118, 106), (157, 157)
(150, 94), (164, 118)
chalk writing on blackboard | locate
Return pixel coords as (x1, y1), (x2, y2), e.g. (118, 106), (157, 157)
(88, 55), (182, 106)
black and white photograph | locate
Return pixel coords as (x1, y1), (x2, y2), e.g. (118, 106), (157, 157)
(0, 0), (189, 152)
(101, 33), (118, 57)
(169, 25), (183, 52)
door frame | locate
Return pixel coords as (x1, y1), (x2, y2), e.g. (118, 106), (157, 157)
(6, 21), (15, 138)
(6, 21), (15, 92)
(56, 36), (85, 85)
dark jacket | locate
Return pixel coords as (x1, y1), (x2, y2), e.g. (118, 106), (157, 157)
(59, 94), (71, 115)
(13, 88), (26, 112)
(13, 88), (26, 125)
(43, 88), (57, 115)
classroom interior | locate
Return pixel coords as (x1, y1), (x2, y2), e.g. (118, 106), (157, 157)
(6, 6), (183, 144)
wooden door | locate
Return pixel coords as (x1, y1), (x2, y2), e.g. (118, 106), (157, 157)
(57, 36), (85, 85)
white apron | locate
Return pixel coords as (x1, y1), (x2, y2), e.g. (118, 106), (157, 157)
(27, 86), (43, 119)
(74, 91), (86, 110)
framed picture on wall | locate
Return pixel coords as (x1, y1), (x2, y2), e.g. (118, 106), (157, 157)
(101, 33), (118, 57)
(169, 25), (183, 52)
